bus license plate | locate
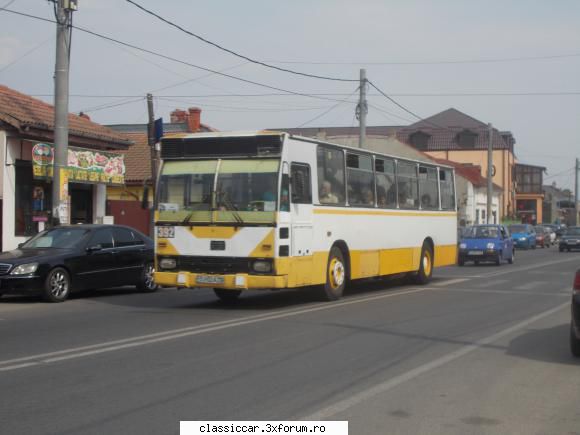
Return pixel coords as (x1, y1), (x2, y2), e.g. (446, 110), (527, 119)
(468, 250), (483, 255)
(196, 275), (225, 285)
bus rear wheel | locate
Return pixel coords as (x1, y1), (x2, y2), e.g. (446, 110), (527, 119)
(214, 289), (241, 304)
(321, 246), (346, 301)
(413, 243), (433, 285)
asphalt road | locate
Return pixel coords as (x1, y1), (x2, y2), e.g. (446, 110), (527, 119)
(0, 247), (579, 435)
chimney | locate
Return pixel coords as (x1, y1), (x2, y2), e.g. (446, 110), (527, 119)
(170, 109), (187, 123)
(78, 111), (91, 121)
(187, 107), (201, 132)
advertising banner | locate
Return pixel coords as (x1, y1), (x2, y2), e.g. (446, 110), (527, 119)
(32, 143), (125, 186)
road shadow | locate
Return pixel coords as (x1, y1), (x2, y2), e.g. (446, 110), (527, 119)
(506, 323), (580, 366)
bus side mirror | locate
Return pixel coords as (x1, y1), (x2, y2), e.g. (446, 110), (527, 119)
(141, 186), (150, 210)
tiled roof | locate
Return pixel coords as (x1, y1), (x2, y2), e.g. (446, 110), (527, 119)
(431, 157), (502, 190)
(0, 84), (131, 149)
(272, 126), (403, 137)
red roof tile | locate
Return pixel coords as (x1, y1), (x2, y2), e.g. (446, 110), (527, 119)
(431, 157), (502, 190)
(0, 84), (131, 149)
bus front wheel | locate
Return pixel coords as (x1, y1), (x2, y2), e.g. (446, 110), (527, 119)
(413, 243), (433, 285)
(322, 246), (346, 301)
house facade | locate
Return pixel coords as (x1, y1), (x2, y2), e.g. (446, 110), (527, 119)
(0, 85), (131, 251)
(514, 163), (545, 224)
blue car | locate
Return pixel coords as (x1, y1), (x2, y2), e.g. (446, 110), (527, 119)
(458, 224), (515, 266)
(508, 224), (537, 250)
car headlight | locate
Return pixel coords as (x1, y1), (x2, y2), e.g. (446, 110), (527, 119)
(159, 258), (177, 270)
(486, 243), (495, 250)
(10, 263), (39, 275)
(252, 260), (272, 273)
(520, 237), (526, 241)
(459, 243), (467, 249)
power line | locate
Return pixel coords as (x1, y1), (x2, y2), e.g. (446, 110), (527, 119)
(0, 0), (17, 10)
(81, 97), (145, 113)
(544, 167), (574, 180)
(1, 8), (352, 105)
(295, 87), (359, 128)
(0, 36), (52, 74)
(123, 0), (358, 83)
(265, 52), (580, 66)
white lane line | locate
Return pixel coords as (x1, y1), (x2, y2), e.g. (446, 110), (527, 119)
(475, 279), (508, 288)
(432, 278), (469, 287)
(0, 287), (431, 372)
(303, 300), (569, 420)
(427, 286), (570, 296)
(514, 281), (546, 290)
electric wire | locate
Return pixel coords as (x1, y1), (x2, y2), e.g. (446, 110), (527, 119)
(295, 87), (359, 128)
(0, 36), (52, 74)
(123, 0), (357, 83)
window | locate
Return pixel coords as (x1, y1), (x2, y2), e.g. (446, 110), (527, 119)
(457, 130), (478, 148)
(476, 209), (480, 224)
(418, 166), (439, 210)
(346, 153), (374, 207)
(15, 161), (52, 237)
(279, 173), (290, 212)
(409, 132), (430, 150)
(396, 161), (419, 209)
(88, 229), (114, 249)
(317, 146), (345, 205)
(113, 227), (135, 247)
(131, 231), (145, 246)
(440, 169), (456, 210)
(375, 158), (396, 208)
(290, 163), (312, 204)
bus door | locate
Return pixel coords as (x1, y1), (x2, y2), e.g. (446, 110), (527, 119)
(290, 163), (313, 285)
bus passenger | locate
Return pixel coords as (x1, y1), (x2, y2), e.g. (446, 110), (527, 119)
(320, 180), (339, 204)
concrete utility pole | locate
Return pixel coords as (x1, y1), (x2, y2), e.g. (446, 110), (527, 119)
(51, 0), (77, 226)
(147, 93), (156, 238)
(575, 157), (579, 226)
(487, 123), (493, 224)
(357, 69), (367, 148)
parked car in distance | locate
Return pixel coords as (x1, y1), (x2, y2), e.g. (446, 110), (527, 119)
(570, 268), (580, 357)
(0, 225), (157, 302)
(534, 226), (551, 248)
(458, 224), (515, 266)
(509, 224), (536, 250)
(559, 227), (580, 252)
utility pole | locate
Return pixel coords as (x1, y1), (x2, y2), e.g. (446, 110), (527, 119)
(147, 93), (156, 238)
(487, 123), (493, 224)
(51, 0), (77, 226)
(575, 157), (579, 226)
(357, 68), (367, 148)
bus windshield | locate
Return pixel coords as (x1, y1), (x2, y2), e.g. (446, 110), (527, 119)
(157, 159), (280, 224)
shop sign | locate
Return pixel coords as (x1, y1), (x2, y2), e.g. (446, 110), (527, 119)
(32, 143), (125, 186)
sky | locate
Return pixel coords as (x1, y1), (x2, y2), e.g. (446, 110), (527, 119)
(0, 0), (579, 189)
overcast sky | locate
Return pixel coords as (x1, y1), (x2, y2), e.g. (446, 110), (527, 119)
(1, 0), (579, 189)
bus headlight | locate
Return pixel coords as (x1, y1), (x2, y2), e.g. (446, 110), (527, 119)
(486, 243), (495, 250)
(252, 260), (272, 273)
(159, 258), (177, 270)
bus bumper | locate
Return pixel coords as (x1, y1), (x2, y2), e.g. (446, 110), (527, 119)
(155, 271), (288, 290)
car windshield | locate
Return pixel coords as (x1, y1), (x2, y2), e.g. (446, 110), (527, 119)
(565, 227), (580, 236)
(22, 227), (90, 249)
(157, 159), (280, 224)
(464, 226), (499, 239)
(509, 225), (528, 233)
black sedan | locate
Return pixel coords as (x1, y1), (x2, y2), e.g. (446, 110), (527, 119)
(559, 227), (580, 252)
(0, 225), (157, 302)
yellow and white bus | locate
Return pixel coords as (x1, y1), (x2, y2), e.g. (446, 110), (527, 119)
(154, 131), (457, 301)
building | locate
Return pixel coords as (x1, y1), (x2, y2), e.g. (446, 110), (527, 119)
(514, 163), (545, 224)
(395, 108), (516, 219)
(542, 183), (575, 225)
(0, 85), (131, 251)
(106, 107), (215, 236)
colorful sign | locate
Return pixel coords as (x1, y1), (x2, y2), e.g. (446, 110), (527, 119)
(32, 143), (125, 186)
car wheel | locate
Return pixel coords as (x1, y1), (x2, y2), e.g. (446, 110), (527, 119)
(214, 288), (241, 303)
(321, 246), (347, 300)
(568, 248), (572, 252)
(43, 267), (71, 303)
(495, 252), (501, 266)
(413, 243), (433, 285)
(136, 262), (158, 293)
(570, 323), (580, 358)
(532, 243), (536, 250)
(508, 249), (514, 264)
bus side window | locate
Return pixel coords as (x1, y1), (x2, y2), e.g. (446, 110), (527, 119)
(317, 146), (345, 205)
(440, 169), (456, 210)
(397, 162), (419, 209)
(291, 163), (312, 204)
(418, 165), (439, 210)
(375, 158), (396, 208)
(346, 153), (374, 207)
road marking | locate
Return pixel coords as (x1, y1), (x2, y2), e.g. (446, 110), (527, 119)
(427, 286), (570, 296)
(514, 281), (545, 290)
(482, 256), (579, 278)
(0, 286), (432, 372)
(303, 301), (569, 420)
(475, 279), (508, 288)
(431, 278), (468, 287)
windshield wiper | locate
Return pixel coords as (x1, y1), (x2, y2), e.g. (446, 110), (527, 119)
(219, 191), (244, 225)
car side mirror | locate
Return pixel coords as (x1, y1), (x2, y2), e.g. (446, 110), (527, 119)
(17, 243), (24, 248)
(86, 244), (103, 253)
